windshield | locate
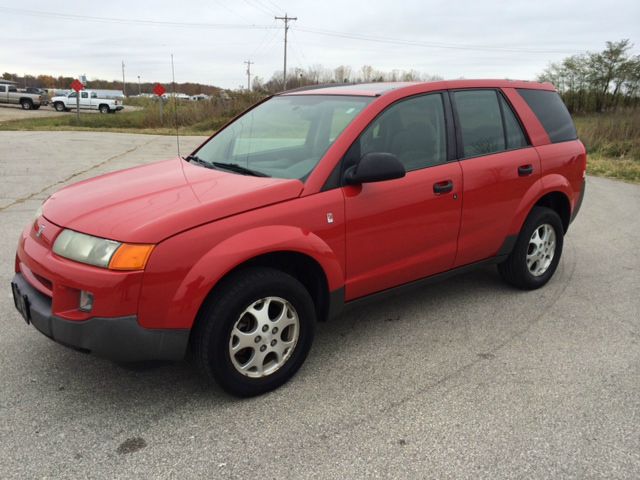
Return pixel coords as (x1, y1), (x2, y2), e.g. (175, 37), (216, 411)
(193, 95), (373, 179)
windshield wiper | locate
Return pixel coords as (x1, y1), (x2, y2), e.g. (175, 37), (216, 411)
(185, 154), (214, 168)
(211, 162), (270, 177)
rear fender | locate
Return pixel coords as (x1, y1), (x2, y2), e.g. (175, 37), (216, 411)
(507, 174), (573, 235)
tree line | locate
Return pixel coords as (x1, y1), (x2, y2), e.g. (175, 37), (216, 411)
(0, 72), (221, 96)
(538, 39), (640, 113)
(251, 65), (442, 93)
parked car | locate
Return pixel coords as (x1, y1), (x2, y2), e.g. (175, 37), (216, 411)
(0, 81), (44, 109)
(51, 90), (124, 113)
(24, 87), (49, 105)
(12, 80), (586, 396)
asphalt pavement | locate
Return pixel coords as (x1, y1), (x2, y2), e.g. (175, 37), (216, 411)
(0, 131), (638, 479)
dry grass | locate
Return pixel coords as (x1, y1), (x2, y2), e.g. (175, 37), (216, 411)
(0, 93), (263, 135)
(574, 109), (640, 183)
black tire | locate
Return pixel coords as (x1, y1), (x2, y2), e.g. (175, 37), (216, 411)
(192, 267), (316, 397)
(498, 206), (564, 290)
(99, 104), (110, 114)
(21, 99), (33, 110)
(54, 102), (66, 112)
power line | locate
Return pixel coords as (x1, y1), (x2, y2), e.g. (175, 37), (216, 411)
(275, 14), (297, 89)
(243, 0), (274, 16)
(252, 20), (280, 57)
(0, 5), (586, 58)
(210, 0), (249, 21)
(254, 0), (280, 15)
(0, 6), (277, 30)
(263, 0), (285, 12)
(294, 26), (583, 55)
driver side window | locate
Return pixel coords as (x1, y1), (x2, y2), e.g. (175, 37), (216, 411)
(346, 93), (448, 173)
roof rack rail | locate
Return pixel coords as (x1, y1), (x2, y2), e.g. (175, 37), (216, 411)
(279, 82), (351, 94)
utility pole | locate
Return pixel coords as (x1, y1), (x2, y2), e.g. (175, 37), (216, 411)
(244, 60), (254, 91)
(275, 13), (297, 90)
(121, 60), (126, 97)
(137, 75), (141, 95)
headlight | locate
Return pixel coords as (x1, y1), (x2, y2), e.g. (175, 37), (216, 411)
(52, 229), (154, 270)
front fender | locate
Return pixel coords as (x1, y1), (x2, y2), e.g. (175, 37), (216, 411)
(145, 225), (344, 329)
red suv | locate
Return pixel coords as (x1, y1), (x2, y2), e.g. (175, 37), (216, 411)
(12, 80), (586, 396)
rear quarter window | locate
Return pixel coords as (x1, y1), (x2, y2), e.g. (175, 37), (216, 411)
(517, 89), (577, 143)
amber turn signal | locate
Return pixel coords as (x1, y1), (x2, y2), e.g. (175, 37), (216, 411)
(108, 244), (155, 271)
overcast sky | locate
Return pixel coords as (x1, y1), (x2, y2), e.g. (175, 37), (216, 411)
(1, 0), (639, 89)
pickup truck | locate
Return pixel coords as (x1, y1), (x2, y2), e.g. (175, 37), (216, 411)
(51, 90), (124, 114)
(0, 83), (44, 110)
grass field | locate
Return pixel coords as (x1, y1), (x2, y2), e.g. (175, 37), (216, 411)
(573, 110), (640, 183)
(1, 97), (638, 183)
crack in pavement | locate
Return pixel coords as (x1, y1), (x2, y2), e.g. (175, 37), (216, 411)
(0, 137), (158, 214)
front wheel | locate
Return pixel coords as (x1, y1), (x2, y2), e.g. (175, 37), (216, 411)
(191, 267), (316, 397)
(54, 102), (66, 112)
(498, 206), (564, 290)
(21, 99), (33, 110)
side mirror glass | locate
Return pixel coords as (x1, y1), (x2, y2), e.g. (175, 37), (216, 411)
(344, 152), (406, 185)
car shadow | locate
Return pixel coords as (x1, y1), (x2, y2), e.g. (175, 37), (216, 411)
(34, 264), (514, 407)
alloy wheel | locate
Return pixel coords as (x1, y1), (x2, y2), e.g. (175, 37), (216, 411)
(526, 223), (556, 276)
(228, 296), (299, 378)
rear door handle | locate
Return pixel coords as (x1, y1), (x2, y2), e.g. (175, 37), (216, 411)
(433, 180), (453, 194)
(518, 164), (534, 176)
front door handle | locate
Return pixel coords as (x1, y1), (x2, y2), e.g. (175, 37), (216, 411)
(518, 164), (534, 176)
(433, 180), (453, 194)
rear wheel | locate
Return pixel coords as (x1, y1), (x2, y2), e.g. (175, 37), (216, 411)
(192, 267), (316, 397)
(99, 104), (110, 114)
(21, 99), (33, 110)
(498, 206), (564, 290)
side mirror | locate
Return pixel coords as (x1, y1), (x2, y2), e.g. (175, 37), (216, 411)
(344, 152), (406, 185)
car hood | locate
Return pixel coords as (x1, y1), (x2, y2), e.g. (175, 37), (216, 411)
(43, 158), (304, 243)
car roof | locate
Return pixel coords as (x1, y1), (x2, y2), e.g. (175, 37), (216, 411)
(282, 79), (556, 97)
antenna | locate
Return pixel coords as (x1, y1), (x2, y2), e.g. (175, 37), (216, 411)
(171, 53), (181, 158)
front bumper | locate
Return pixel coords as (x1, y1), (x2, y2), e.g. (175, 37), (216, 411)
(12, 273), (189, 362)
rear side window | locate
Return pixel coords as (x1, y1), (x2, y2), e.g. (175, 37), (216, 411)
(453, 90), (505, 157)
(517, 89), (577, 143)
(499, 95), (528, 149)
(453, 89), (529, 158)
